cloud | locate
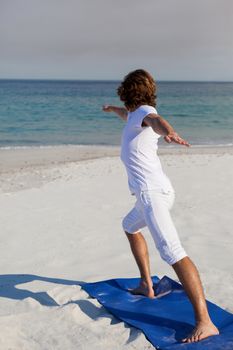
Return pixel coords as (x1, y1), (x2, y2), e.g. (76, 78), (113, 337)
(0, 0), (232, 79)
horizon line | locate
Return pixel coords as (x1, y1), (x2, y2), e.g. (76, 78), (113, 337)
(0, 78), (233, 83)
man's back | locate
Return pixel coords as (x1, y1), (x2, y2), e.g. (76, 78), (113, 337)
(120, 104), (174, 195)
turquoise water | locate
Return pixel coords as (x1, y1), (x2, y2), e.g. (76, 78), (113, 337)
(0, 80), (233, 147)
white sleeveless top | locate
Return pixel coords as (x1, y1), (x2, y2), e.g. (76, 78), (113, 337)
(120, 105), (174, 195)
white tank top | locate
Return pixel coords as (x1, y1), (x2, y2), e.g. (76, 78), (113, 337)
(120, 105), (174, 195)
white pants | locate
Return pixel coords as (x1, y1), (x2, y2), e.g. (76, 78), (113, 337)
(122, 189), (187, 265)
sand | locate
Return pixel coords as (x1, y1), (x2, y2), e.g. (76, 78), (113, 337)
(0, 145), (232, 349)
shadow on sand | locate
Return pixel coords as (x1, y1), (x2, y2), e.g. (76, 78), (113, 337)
(0, 274), (84, 307)
(0, 274), (144, 343)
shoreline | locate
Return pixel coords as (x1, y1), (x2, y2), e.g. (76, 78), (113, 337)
(1, 144), (233, 174)
(1, 143), (233, 194)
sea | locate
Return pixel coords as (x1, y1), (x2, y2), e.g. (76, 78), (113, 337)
(0, 80), (233, 148)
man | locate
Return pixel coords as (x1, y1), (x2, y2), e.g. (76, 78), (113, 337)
(102, 69), (219, 343)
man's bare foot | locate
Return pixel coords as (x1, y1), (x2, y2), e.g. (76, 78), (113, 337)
(182, 320), (219, 343)
(129, 280), (155, 298)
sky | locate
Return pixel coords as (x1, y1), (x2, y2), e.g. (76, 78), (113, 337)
(0, 0), (233, 81)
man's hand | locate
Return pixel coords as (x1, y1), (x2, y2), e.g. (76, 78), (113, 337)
(164, 132), (190, 147)
(102, 105), (113, 112)
(143, 114), (190, 147)
(102, 105), (128, 120)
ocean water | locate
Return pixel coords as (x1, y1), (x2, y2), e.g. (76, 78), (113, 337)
(0, 80), (233, 148)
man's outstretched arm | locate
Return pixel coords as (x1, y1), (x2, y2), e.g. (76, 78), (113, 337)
(143, 113), (190, 147)
(102, 105), (128, 121)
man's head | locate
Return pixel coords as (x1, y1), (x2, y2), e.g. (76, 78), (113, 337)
(117, 69), (157, 111)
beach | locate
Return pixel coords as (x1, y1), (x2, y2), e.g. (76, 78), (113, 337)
(0, 145), (232, 349)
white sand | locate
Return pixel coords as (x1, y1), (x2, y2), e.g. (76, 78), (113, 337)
(0, 145), (232, 349)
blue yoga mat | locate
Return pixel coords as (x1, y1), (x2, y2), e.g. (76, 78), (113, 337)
(82, 275), (233, 349)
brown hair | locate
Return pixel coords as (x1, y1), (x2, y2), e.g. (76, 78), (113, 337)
(117, 69), (157, 111)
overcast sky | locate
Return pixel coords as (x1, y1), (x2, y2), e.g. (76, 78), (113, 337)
(0, 0), (233, 80)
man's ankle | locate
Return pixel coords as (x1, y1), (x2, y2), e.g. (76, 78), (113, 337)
(140, 278), (153, 287)
(195, 314), (212, 324)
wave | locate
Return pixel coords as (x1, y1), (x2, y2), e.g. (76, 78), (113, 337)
(0, 143), (232, 151)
